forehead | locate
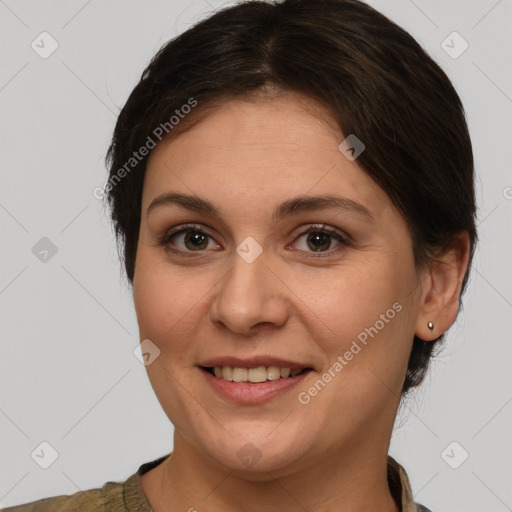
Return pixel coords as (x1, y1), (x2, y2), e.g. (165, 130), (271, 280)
(142, 93), (392, 220)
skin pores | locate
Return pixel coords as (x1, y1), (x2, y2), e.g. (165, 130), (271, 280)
(133, 92), (425, 508)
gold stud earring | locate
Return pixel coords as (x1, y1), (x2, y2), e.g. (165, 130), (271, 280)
(427, 321), (434, 330)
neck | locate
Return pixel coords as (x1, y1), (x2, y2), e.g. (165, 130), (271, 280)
(151, 434), (400, 512)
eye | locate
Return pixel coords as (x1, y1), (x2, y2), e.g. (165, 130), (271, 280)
(158, 223), (350, 258)
(159, 224), (220, 256)
(289, 224), (349, 257)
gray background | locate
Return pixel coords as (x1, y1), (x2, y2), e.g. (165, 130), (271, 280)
(1, 0), (511, 510)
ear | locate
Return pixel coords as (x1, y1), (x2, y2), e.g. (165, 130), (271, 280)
(415, 232), (471, 341)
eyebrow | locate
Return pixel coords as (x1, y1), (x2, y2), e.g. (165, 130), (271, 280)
(146, 192), (374, 223)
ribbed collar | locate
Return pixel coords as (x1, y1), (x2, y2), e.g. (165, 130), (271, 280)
(122, 453), (426, 511)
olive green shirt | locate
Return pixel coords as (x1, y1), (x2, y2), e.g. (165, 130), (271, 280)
(1, 454), (432, 511)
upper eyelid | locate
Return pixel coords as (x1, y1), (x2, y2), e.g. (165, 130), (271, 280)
(164, 222), (347, 238)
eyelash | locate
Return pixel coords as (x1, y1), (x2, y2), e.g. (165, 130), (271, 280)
(157, 223), (351, 258)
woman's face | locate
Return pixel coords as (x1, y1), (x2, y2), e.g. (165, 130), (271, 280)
(133, 92), (425, 475)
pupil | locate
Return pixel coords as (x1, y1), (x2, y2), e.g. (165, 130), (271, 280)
(185, 231), (208, 250)
(307, 232), (330, 251)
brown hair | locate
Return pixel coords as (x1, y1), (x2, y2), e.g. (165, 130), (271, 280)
(104, 0), (477, 394)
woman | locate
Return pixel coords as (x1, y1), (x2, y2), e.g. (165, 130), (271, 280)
(3, 0), (476, 510)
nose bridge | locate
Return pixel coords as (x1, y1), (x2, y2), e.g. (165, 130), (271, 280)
(210, 244), (288, 333)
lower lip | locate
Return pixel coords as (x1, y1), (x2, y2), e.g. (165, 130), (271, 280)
(200, 368), (311, 404)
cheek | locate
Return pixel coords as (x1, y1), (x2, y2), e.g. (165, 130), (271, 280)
(293, 256), (416, 391)
(297, 259), (405, 337)
(133, 252), (200, 358)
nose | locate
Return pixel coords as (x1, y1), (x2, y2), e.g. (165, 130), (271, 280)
(209, 248), (289, 335)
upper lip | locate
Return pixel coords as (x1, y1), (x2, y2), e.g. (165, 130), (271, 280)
(199, 356), (312, 370)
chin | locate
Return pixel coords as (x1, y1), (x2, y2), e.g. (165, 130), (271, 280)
(196, 431), (309, 477)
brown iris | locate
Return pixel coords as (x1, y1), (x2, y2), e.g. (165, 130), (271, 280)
(307, 232), (331, 252)
(184, 230), (209, 251)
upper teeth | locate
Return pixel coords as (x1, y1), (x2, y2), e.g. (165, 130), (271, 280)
(212, 366), (304, 382)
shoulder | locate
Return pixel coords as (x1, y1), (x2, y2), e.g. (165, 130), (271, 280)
(387, 455), (434, 512)
(0, 479), (125, 512)
(1, 453), (169, 512)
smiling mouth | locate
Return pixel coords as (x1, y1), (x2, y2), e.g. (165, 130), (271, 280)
(200, 365), (312, 383)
